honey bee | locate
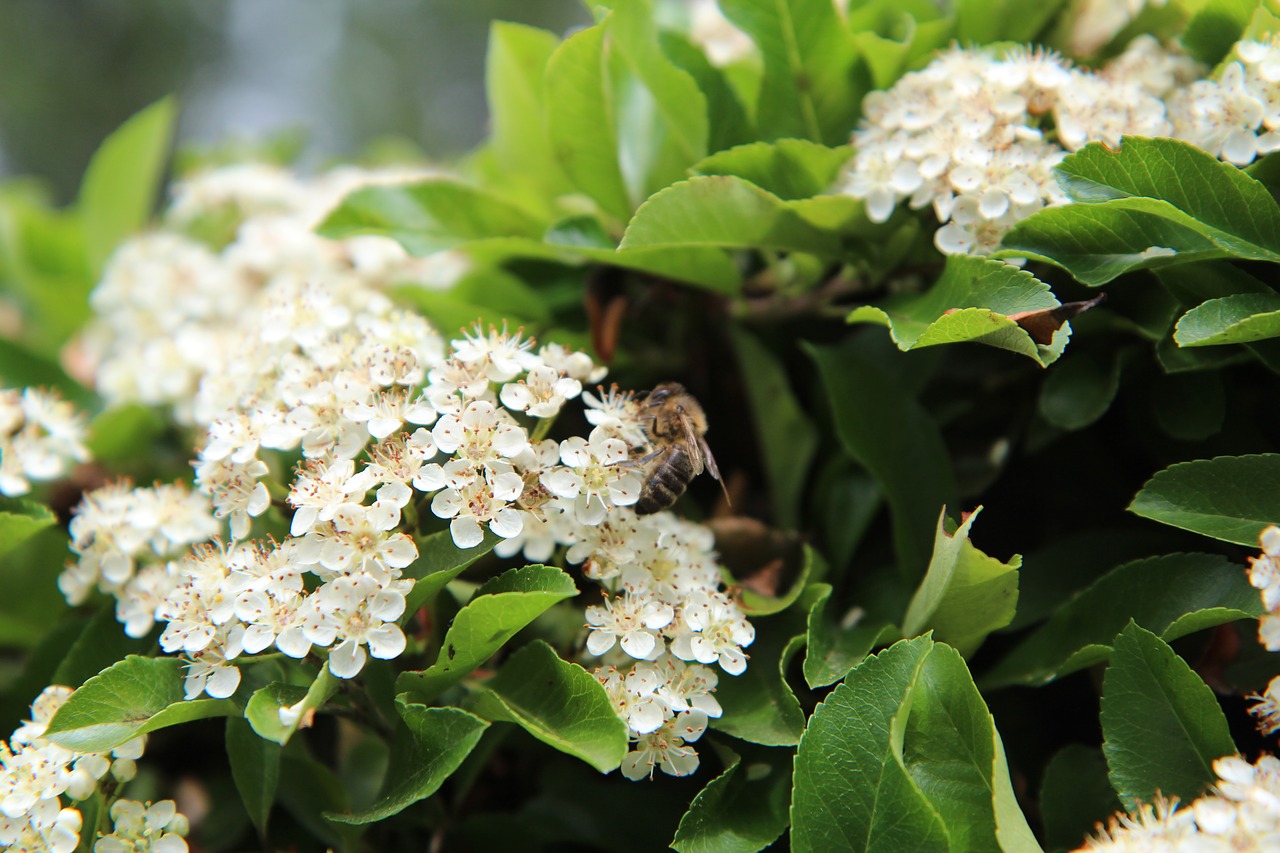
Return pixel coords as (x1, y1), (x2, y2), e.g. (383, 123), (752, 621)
(634, 382), (727, 515)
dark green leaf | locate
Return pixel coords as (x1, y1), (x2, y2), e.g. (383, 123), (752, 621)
(44, 656), (236, 752)
(803, 583), (899, 688)
(227, 716), (281, 835)
(1129, 454), (1280, 545)
(807, 339), (958, 576)
(983, 553), (1263, 688)
(1040, 745), (1121, 853)
(1174, 292), (1280, 347)
(397, 565), (577, 702)
(401, 528), (500, 620)
(0, 497), (56, 561)
(620, 176), (841, 256)
(1151, 371), (1226, 442)
(0, 339), (92, 404)
(318, 178), (546, 255)
(1101, 622), (1236, 810)
(78, 97), (177, 276)
(692, 140), (851, 201)
(729, 326), (817, 529)
(712, 621), (805, 746)
(670, 743), (792, 853)
(847, 255), (1067, 365)
(1038, 349), (1122, 430)
(244, 665), (339, 745)
(472, 640), (627, 772)
(327, 703), (488, 824)
(86, 404), (167, 464)
(52, 605), (155, 690)
(902, 507), (1020, 657)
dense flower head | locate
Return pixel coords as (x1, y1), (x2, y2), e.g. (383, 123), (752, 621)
(0, 388), (90, 498)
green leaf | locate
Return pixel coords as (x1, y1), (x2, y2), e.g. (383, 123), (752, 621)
(1038, 349), (1122, 430)
(847, 255), (1067, 365)
(0, 339), (92, 404)
(982, 553), (1263, 688)
(1039, 745), (1121, 853)
(1182, 0), (1257, 65)
(711, 621), (806, 746)
(44, 656), (236, 752)
(244, 664), (340, 746)
(545, 23), (631, 220)
(692, 140), (852, 201)
(400, 528), (500, 621)
(226, 716), (281, 835)
(0, 497), (56, 560)
(956, 0), (1064, 42)
(719, 0), (862, 144)
(659, 31), (754, 153)
(992, 729), (1043, 853)
(397, 565), (578, 702)
(1174, 292), (1280, 347)
(318, 178), (545, 255)
(1152, 371), (1226, 442)
(1129, 454), (1280, 545)
(620, 176), (841, 256)
(902, 507), (1020, 657)
(52, 605), (155, 690)
(484, 22), (571, 213)
(1001, 138), (1280, 286)
(807, 339), (958, 576)
(803, 584), (898, 689)
(78, 97), (176, 276)
(327, 703), (488, 824)
(472, 640), (627, 772)
(86, 404), (167, 464)
(278, 747), (356, 850)
(729, 326), (817, 529)
(1101, 622), (1236, 810)
(670, 743), (792, 853)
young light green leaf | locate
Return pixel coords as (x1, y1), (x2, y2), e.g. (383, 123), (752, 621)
(729, 326), (817, 530)
(317, 178), (545, 255)
(244, 665), (339, 746)
(400, 528), (500, 621)
(327, 703), (489, 824)
(1038, 349), (1122, 430)
(226, 716), (281, 836)
(1102, 622), (1237, 810)
(955, 0), (1065, 42)
(792, 636), (950, 853)
(982, 553), (1263, 688)
(1174, 292), (1280, 347)
(545, 23), (631, 220)
(902, 507), (1020, 657)
(670, 743), (792, 853)
(659, 30), (754, 153)
(472, 640), (627, 772)
(807, 339), (958, 577)
(78, 97), (177, 276)
(44, 656), (236, 752)
(1129, 454), (1280, 545)
(803, 583), (898, 689)
(711, 623), (806, 746)
(719, 0), (861, 144)
(992, 729), (1043, 853)
(620, 176), (841, 256)
(846, 255), (1068, 366)
(397, 565), (578, 702)
(692, 139), (852, 201)
(0, 497), (56, 560)
(1039, 745), (1121, 853)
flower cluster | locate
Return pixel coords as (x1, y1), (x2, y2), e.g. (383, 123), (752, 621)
(0, 686), (154, 853)
(0, 388), (89, 498)
(93, 799), (189, 853)
(839, 36), (1202, 256)
(1247, 525), (1280, 736)
(1167, 37), (1280, 166)
(1079, 754), (1280, 851)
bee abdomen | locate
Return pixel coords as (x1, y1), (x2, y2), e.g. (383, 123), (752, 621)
(635, 450), (695, 515)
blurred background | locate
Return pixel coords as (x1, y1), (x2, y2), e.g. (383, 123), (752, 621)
(0, 0), (589, 201)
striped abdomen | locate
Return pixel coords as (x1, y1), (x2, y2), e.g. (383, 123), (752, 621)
(635, 447), (696, 515)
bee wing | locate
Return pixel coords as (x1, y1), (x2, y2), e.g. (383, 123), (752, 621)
(699, 434), (732, 506)
(678, 409), (705, 476)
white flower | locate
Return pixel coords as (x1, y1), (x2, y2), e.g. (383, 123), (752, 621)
(451, 323), (541, 383)
(430, 466), (525, 549)
(597, 664), (668, 735)
(620, 711), (708, 781)
(540, 431), (642, 524)
(95, 798), (189, 853)
(309, 574), (409, 678)
(585, 591), (674, 660)
(499, 365), (583, 418)
(669, 591), (755, 675)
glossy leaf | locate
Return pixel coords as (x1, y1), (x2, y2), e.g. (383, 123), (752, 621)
(982, 553), (1263, 688)
(327, 703), (489, 824)
(318, 178), (545, 255)
(400, 528), (500, 621)
(847, 255), (1068, 365)
(0, 497), (56, 560)
(1174, 292), (1280, 347)
(1039, 745), (1120, 853)
(1038, 349), (1122, 430)
(44, 656), (236, 752)
(1101, 622), (1236, 810)
(808, 339), (958, 576)
(227, 716), (281, 835)
(473, 640), (627, 772)
(620, 176), (841, 256)
(711, 621), (805, 746)
(244, 665), (339, 746)
(671, 743), (792, 853)
(78, 97), (176, 276)
(902, 507), (1020, 657)
(1129, 454), (1280, 546)
(803, 584), (898, 689)
(397, 565), (577, 702)
(692, 139), (852, 201)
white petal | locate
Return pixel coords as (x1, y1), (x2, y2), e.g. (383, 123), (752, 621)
(489, 507), (524, 539)
(329, 638), (367, 678)
(450, 516), (484, 548)
(586, 630), (617, 656)
(620, 630), (657, 660)
(206, 665), (242, 699)
(367, 625), (407, 660)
